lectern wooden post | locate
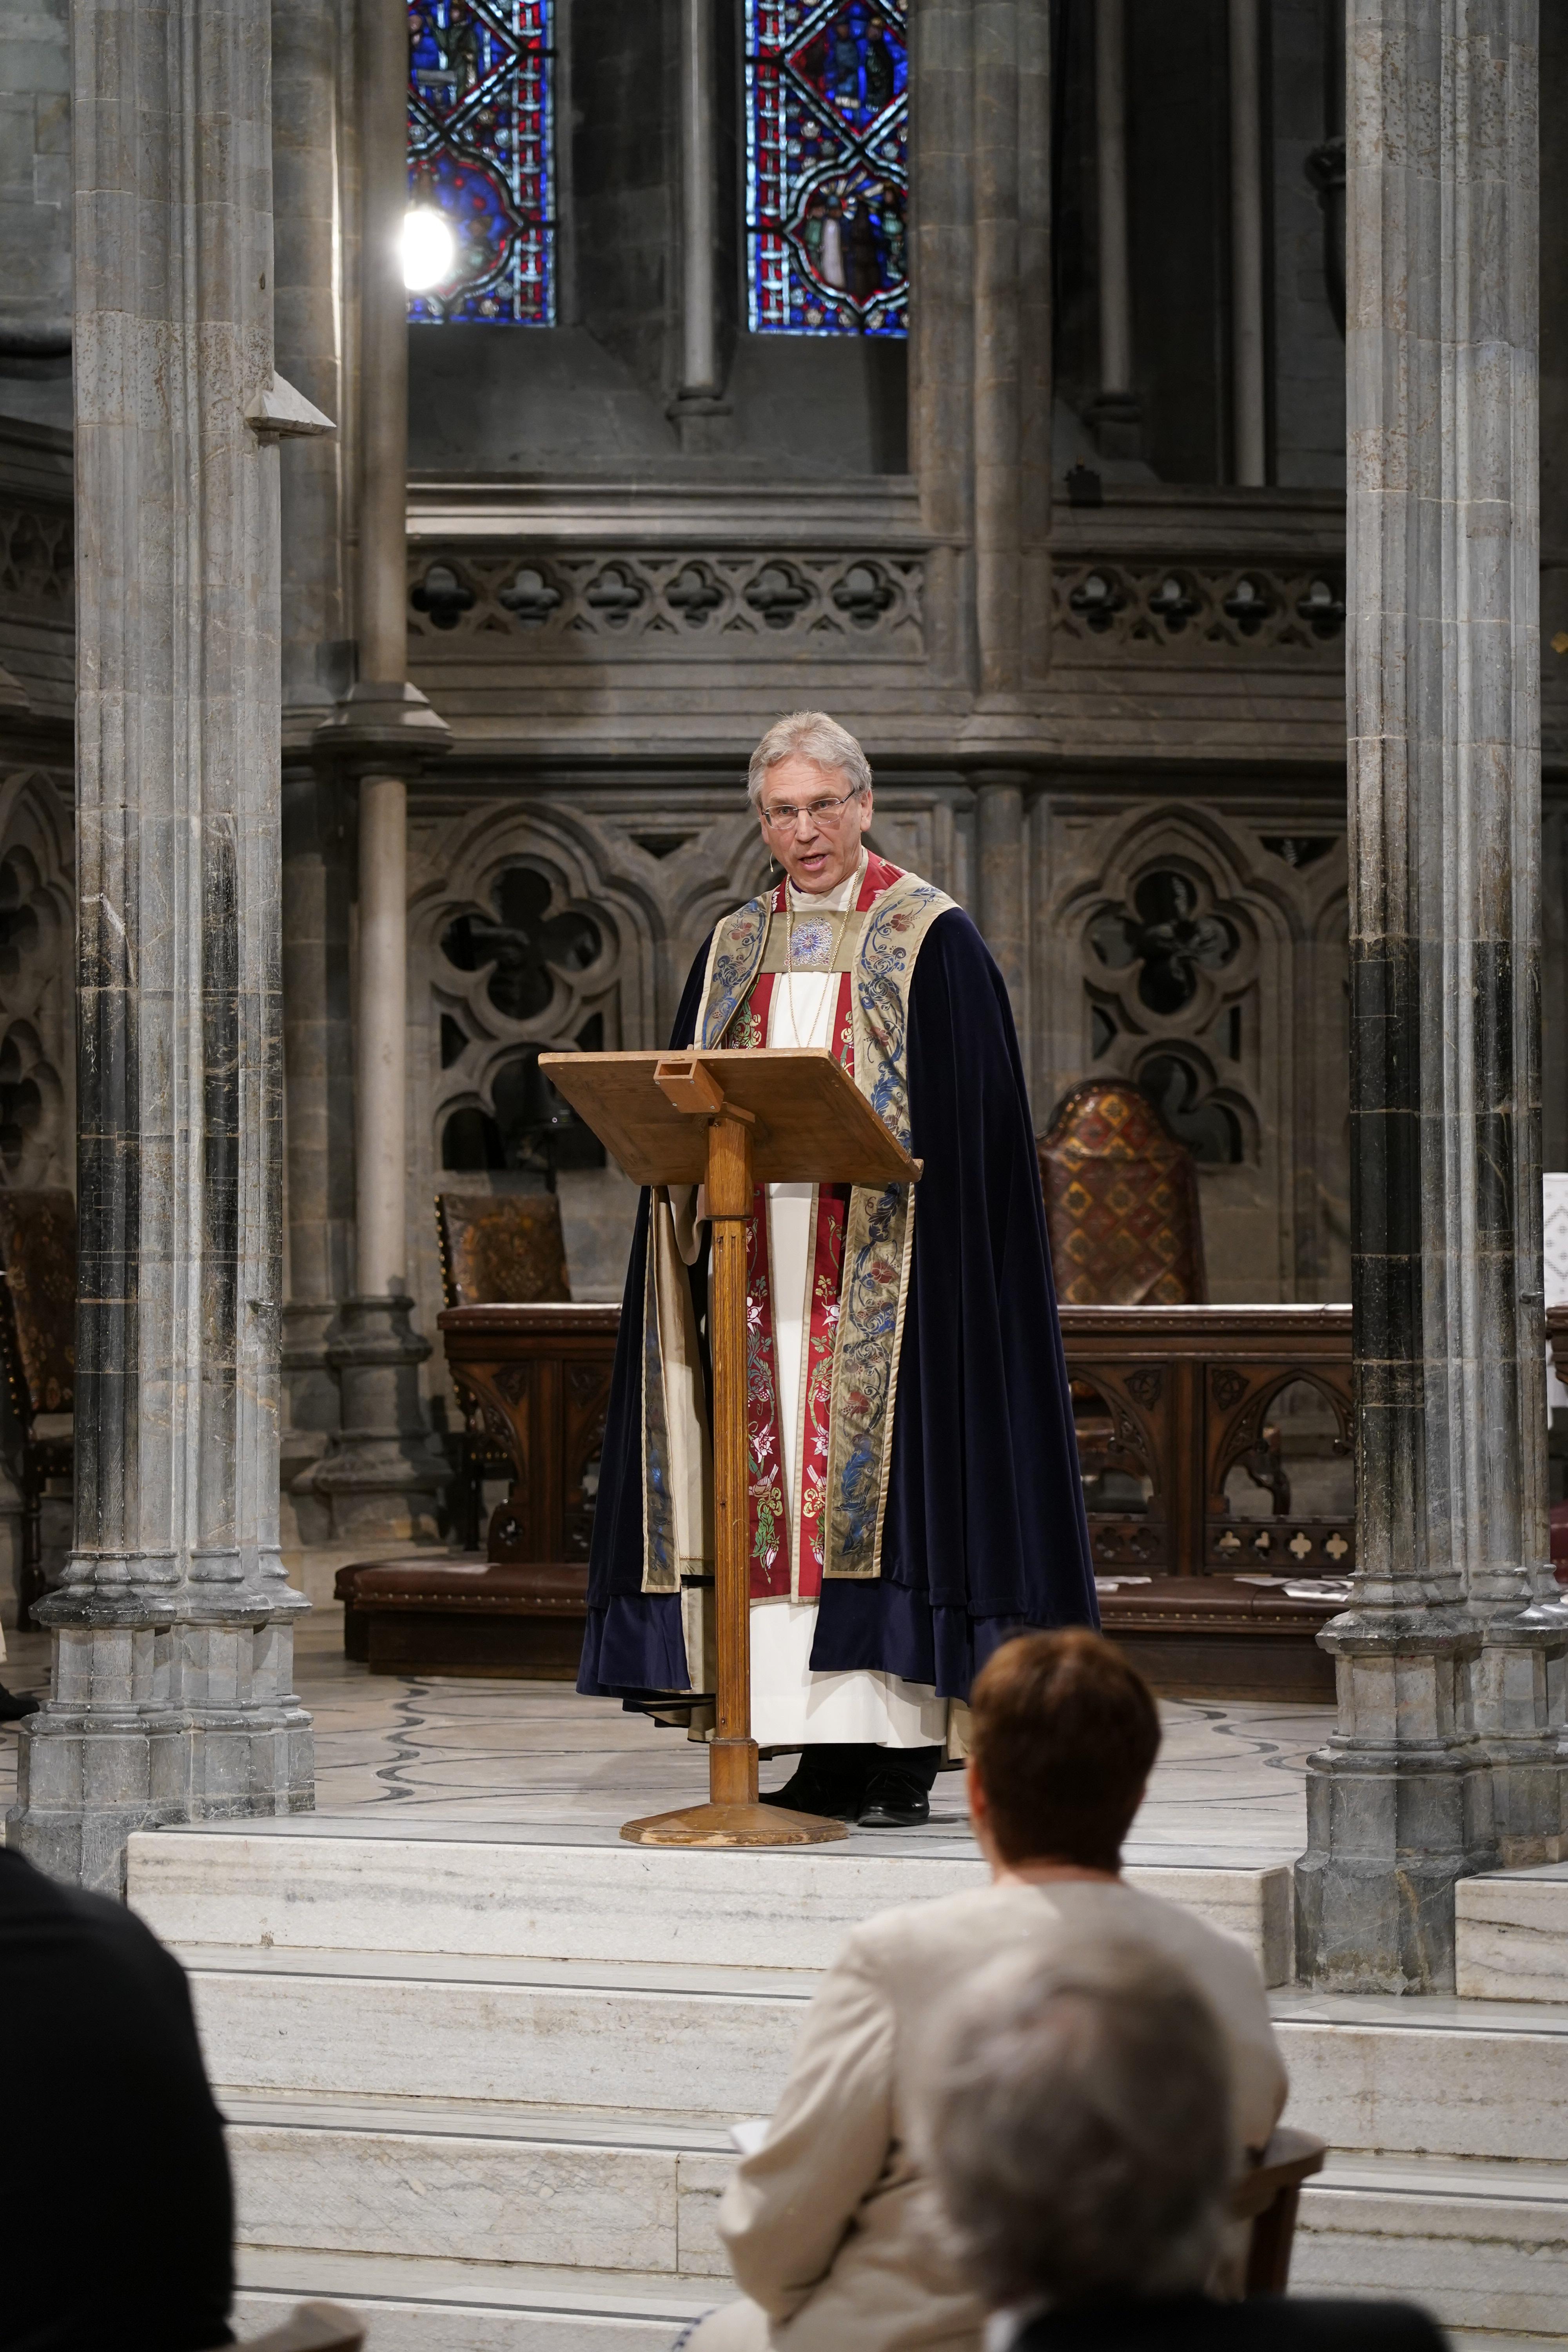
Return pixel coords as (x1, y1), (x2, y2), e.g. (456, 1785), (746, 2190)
(539, 1047), (922, 1848)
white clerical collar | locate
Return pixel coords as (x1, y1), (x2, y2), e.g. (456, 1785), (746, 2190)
(786, 850), (866, 916)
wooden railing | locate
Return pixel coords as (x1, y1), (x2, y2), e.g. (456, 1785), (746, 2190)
(1060, 1304), (1354, 1581)
(439, 1300), (1355, 1584)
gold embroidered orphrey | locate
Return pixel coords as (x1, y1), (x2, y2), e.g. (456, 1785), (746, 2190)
(637, 867), (954, 1618)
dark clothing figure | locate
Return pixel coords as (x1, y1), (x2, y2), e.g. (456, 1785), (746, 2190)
(864, 25), (895, 108)
(830, 24), (861, 102)
(0, 1847), (234, 2352)
(849, 199), (883, 302)
(1018, 2297), (1450, 2352)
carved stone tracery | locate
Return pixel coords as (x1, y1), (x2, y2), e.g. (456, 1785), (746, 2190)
(1054, 559), (1347, 657)
(408, 549), (924, 654)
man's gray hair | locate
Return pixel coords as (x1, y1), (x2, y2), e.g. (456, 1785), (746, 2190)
(746, 710), (872, 809)
(928, 1939), (1235, 2312)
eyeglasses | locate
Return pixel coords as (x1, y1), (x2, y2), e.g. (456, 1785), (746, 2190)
(759, 786), (864, 833)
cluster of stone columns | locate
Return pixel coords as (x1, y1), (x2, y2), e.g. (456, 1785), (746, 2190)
(8, 0), (329, 1889)
(1296, 0), (1566, 1989)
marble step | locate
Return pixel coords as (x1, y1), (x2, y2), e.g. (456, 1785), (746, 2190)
(185, 1945), (811, 2116)
(1455, 1863), (1568, 2002)
(1273, 1989), (1568, 2163)
(188, 1942), (1568, 2164)
(130, 1824), (1294, 1983)
(225, 2092), (735, 2280)
(233, 2246), (710, 2352)
(1296, 2151), (1568, 2340)
(230, 2107), (1568, 2346)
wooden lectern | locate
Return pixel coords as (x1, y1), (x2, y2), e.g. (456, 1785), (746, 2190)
(538, 1047), (922, 1848)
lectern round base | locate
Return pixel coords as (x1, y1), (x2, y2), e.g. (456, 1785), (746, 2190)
(619, 1801), (849, 1847)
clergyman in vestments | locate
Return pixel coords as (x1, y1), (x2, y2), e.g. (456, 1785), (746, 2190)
(577, 711), (1096, 1826)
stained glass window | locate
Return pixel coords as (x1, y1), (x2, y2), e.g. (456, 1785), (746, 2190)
(745, 0), (909, 338)
(407, 2), (555, 325)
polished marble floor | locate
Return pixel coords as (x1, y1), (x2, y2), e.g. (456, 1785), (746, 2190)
(0, 1608), (1327, 1867)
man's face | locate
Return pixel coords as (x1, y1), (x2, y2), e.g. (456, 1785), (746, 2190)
(757, 753), (874, 896)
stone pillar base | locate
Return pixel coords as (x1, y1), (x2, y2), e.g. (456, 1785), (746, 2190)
(1476, 1602), (1568, 1866)
(1294, 1609), (1497, 1991)
(299, 1294), (449, 1543)
(7, 1609), (314, 1896)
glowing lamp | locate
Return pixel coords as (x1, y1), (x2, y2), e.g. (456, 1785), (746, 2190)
(403, 206), (456, 292)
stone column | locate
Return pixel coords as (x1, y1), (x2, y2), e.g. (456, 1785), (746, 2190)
(908, 0), (976, 690)
(972, 0), (1050, 700)
(911, 1), (1052, 699)
(310, 0), (450, 1540)
(1084, 0), (1141, 458)
(1296, 0), (1565, 1992)
(9, 0), (333, 1891)
(669, 0), (728, 452)
(974, 772), (1028, 1034)
(1228, 0), (1267, 485)
(274, 0), (357, 1523)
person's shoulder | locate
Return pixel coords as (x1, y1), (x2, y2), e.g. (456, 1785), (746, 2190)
(0, 1845), (187, 1988)
(845, 1879), (1040, 1976)
(1100, 1875), (1267, 1983)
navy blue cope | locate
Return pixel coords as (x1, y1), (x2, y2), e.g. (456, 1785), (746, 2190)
(577, 905), (1098, 1706)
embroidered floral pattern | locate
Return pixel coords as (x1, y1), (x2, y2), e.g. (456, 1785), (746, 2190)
(702, 898), (770, 1045)
(826, 869), (954, 1577)
(744, 1230), (788, 1592)
(795, 1189), (847, 1596)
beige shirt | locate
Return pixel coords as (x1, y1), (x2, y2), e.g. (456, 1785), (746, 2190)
(717, 1878), (1289, 2352)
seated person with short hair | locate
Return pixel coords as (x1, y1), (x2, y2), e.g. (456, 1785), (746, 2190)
(930, 1938), (1448, 2352)
(0, 1844), (234, 2352)
(687, 1629), (1289, 2352)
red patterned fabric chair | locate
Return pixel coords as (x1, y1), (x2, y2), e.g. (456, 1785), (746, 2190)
(1038, 1080), (1207, 1306)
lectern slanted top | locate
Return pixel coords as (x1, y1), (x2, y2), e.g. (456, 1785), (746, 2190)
(538, 1046), (920, 1189)
(539, 1047), (921, 1849)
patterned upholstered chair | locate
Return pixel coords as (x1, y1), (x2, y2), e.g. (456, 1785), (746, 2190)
(1038, 1079), (1207, 1306)
(436, 1191), (571, 1548)
(0, 1188), (76, 1621)
(437, 1191), (572, 1309)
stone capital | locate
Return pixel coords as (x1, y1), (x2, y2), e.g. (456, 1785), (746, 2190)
(312, 678), (452, 779)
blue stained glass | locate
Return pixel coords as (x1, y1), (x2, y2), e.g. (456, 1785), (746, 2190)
(407, 1), (555, 325)
(745, 0), (909, 338)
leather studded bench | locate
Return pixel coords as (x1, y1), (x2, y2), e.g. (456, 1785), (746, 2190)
(333, 1558), (588, 1678)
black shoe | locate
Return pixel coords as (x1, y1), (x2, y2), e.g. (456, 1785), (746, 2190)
(0, 1683), (39, 1723)
(857, 1768), (932, 1829)
(760, 1746), (870, 1822)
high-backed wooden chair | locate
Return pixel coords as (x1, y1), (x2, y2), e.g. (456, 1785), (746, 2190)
(437, 1190), (572, 1308)
(436, 1191), (571, 1548)
(0, 1187), (75, 1622)
(1039, 1078), (1207, 1306)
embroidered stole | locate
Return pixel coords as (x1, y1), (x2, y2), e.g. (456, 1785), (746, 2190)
(639, 854), (954, 1609)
